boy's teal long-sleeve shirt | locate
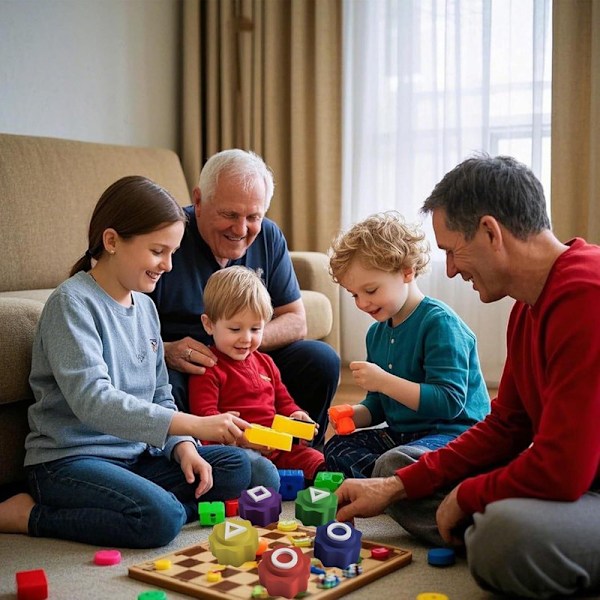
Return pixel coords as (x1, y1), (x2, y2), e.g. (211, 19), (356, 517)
(361, 296), (489, 435)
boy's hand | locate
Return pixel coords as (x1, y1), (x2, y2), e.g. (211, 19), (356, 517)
(289, 410), (319, 433)
(349, 361), (387, 393)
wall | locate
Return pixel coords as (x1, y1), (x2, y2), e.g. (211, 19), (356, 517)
(0, 0), (180, 150)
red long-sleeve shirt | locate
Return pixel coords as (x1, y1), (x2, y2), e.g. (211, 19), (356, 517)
(398, 238), (600, 515)
(189, 347), (302, 425)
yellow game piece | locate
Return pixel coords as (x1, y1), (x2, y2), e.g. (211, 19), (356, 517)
(416, 594), (449, 600)
(271, 415), (316, 441)
(207, 570), (222, 582)
(245, 424), (293, 451)
(208, 518), (259, 567)
(288, 535), (313, 547)
(153, 559), (172, 570)
(277, 519), (299, 532)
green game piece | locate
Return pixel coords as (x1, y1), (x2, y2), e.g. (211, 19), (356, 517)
(138, 591), (167, 600)
(314, 471), (345, 492)
(295, 486), (338, 526)
(208, 518), (259, 566)
(198, 500), (225, 525)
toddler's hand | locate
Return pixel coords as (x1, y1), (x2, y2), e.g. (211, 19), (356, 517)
(289, 410), (319, 433)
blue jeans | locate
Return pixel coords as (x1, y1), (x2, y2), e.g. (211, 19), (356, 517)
(245, 449), (281, 491)
(324, 427), (455, 479)
(26, 445), (251, 548)
(169, 340), (340, 449)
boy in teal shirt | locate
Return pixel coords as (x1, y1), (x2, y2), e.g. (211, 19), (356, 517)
(325, 211), (489, 478)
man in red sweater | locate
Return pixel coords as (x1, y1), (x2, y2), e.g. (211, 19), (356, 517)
(335, 155), (600, 598)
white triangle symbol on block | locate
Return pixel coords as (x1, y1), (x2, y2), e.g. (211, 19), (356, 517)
(224, 521), (247, 540)
(309, 487), (330, 503)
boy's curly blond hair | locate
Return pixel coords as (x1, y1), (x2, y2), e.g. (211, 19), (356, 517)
(203, 266), (273, 323)
(328, 211), (430, 283)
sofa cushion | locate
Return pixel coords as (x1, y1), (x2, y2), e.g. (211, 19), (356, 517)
(0, 297), (45, 405)
(300, 290), (333, 341)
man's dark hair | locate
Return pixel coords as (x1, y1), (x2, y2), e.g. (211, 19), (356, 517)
(421, 154), (551, 241)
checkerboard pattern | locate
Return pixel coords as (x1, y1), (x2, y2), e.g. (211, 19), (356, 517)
(129, 523), (412, 599)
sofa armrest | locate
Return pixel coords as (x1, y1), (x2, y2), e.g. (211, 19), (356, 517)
(290, 251), (340, 354)
(0, 297), (45, 486)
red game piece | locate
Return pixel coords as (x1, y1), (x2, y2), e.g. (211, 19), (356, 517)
(258, 546), (311, 598)
(371, 546), (390, 560)
(15, 569), (48, 600)
(225, 498), (239, 517)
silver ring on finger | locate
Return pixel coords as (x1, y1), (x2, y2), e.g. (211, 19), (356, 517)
(186, 348), (193, 361)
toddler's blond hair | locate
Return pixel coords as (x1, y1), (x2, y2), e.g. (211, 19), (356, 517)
(329, 211), (430, 283)
(203, 266), (273, 323)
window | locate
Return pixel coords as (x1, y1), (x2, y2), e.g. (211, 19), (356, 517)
(341, 0), (552, 383)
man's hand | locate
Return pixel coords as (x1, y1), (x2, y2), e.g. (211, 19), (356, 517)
(173, 441), (213, 498)
(436, 484), (468, 546)
(164, 337), (217, 375)
(349, 361), (387, 393)
(335, 476), (407, 522)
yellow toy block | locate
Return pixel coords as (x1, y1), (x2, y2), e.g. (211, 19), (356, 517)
(245, 424), (293, 451)
(271, 415), (316, 441)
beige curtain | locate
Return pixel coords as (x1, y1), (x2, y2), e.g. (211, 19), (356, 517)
(551, 0), (600, 243)
(180, 0), (342, 252)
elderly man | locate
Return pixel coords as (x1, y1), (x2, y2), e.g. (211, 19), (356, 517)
(334, 155), (600, 599)
(150, 149), (340, 448)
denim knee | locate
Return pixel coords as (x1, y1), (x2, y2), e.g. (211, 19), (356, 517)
(247, 453), (280, 491)
(135, 492), (187, 548)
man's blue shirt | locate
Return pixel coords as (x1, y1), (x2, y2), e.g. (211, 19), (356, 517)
(150, 205), (301, 343)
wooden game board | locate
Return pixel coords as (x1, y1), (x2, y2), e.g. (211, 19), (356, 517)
(128, 522), (412, 599)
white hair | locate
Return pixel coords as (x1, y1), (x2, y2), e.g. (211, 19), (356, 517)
(198, 149), (275, 211)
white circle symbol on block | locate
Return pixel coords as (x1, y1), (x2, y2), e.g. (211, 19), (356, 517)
(327, 522), (352, 542)
(271, 548), (299, 570)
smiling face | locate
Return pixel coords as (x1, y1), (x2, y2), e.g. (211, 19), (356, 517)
(194, 173), (266, 267)
(109, 221), (184, 301)
(432, 208), (506, 303)
(202, 308), (265, 361)
(339, 259), (417, 327)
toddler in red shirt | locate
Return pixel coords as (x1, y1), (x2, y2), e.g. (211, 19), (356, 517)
(189, 266), (325, 490)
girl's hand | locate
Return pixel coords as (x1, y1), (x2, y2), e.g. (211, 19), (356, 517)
(173, 441), (213, 498)
(198, 413), (250, 444)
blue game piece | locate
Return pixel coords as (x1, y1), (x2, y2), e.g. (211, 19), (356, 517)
(427, 547), (456, 567)
(278, 469), (304, 501)
(313, 520), (362, 568)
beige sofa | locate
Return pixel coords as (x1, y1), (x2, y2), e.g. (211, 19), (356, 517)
(0, 133), (340, 490)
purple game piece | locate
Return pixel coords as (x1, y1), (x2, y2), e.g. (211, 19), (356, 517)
(314, 520), (362, 568)
(238, 486), (282, 527)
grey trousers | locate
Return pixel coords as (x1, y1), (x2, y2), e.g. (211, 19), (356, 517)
(374, 449), (600, 599)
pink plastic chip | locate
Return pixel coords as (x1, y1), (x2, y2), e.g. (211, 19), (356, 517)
(94, 549), (122, 566)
